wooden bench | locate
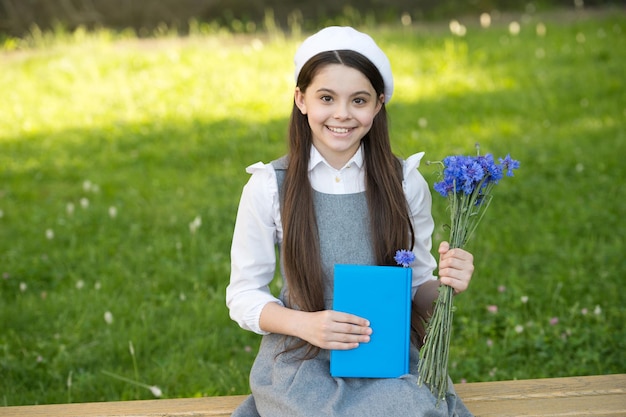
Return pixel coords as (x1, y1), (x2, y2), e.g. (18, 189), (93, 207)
(2, 374), (624, 416)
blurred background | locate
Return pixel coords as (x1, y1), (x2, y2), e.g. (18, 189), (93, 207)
(1, 0), (624, 408)
(0, 0), (619, 37)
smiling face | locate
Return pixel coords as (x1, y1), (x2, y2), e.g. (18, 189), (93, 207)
(294, 64), (384, 169)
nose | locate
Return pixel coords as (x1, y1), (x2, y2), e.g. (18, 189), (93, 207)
(333, 102), (352, 120)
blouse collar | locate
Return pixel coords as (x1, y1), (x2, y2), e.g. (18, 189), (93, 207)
(309, 145), (364, 172)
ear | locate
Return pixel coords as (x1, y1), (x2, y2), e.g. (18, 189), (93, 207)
(373, 93), (384, 116)
(294, 87), (307, 115)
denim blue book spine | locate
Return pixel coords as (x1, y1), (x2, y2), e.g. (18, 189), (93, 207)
(331, 264), (412, 378)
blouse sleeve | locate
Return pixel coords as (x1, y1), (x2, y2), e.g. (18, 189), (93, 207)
(226, 162), (284, 335)
(402, 152), (438, 298)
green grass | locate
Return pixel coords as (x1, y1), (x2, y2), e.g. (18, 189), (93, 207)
(1, 8), (625, 406)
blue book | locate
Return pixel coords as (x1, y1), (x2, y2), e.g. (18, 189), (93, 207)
(330, 264), (412, 378)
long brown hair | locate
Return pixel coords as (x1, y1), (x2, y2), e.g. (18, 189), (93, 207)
(280, 50), (415, 358)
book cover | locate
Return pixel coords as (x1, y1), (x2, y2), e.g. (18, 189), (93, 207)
(330, 264), (412, 378)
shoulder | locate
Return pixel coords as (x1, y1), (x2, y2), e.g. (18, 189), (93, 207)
(400, 152), (431, 203)
(243, 160), (280, 204)
(401, 152), (425, 174)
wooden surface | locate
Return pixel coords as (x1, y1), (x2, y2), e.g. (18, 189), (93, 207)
(0, 396), (247, 417)
(458, 374), (626, 417)
(1, 374), (624, 416)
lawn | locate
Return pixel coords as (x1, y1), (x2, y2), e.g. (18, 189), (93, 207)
(1, 7), (624, 406)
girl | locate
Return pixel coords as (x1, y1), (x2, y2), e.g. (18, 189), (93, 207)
(227, 26), (475, 417)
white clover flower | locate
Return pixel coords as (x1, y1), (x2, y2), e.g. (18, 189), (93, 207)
(515, 325), (524, 334)
(80, 198), (89, 209)
(83, 180), (93, 192)
(449, 20), (467, 37)
(401, 12), (411, 26)
(76, 280), (84, 290)
(189, 215), (202, 234)
(108, 206), (118, 218)
(594, 305), (602, 315)
(20, 282), (27, 292)
(536, 23), (547, 37)
(521, 295), (529, 303)
(149, 386), (163, 397)
(251, 38), (263, 51)
(0, 209), (4, 218)
(101, 370), (162, 398)
(66, 202), (75, 215)
(45, 229), (54, 240)
(104, 311), (114, 324)
(509, 21), (521, 36)
(480, 13), (491, 28)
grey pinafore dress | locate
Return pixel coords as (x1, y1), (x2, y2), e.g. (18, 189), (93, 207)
(232, 159), (473, 417)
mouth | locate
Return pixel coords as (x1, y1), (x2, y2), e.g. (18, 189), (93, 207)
(326, 126), (354, 134)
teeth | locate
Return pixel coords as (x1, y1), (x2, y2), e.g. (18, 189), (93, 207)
(328, 127), (350, 133)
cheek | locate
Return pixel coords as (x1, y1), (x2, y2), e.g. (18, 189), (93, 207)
(357, 110), (377, 127)
(306, 106), (330, 124)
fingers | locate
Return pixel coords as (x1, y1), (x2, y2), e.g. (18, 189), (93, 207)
(438, 245), (474, 294)
(438, 242), (472, 262)
(334, 312), (370, 329)
(438, 241), (450, 254)
(329, 312), (372, 348)
(305, 311), (372, 351)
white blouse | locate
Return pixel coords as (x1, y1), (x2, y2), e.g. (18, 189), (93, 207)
(226, 146), (437, 335)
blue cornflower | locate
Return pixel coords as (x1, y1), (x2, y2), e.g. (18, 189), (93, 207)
(462, 159), (484, 180)
(434, 151), (517, 198)
(394, 249), (416, 268)
(499, 154), (520, 176)
(460, 160), (484, 194)
(442, 155), (464, 179)
(421, 146), (519, 402)
(477, 154), (503, 183)
(434, 177), (455, 197)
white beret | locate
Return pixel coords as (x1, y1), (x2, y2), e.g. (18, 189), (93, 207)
(294, 26), (394, 103)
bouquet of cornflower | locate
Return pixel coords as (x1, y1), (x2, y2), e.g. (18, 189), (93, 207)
(417, 145), (520, 402)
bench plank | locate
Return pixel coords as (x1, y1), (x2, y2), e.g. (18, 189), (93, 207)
(458, 374), (626, 416)
(0, 396), (248, 417)
(1, 374), (624, 416)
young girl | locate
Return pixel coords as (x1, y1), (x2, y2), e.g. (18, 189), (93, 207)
(227, 26), (475, 417)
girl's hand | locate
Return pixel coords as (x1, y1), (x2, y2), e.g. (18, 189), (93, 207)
(299, 310), (372, 350)
(437, 241), (474, 294)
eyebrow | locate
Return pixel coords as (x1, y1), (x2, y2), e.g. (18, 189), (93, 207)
(315, 88), (373, 97)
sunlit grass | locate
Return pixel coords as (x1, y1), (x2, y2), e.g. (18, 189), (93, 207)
(1, 8), (625, 406)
